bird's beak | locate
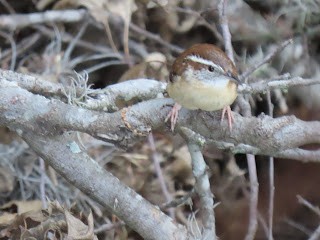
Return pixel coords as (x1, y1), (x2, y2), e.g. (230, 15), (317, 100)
(225, 70), (240, 84)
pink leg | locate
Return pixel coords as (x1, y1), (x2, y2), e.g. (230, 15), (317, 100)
(221, 106), (234, 130)
(165, 103), (181, 131)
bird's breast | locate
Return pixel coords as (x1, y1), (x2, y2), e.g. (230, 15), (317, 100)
(167, 76), (237, 111)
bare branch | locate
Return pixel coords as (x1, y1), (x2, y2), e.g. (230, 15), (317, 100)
(161, 189), (195, 209)
(3, 69), (319, 113)
(218, 0), (234, 63)
(245, 154), (259, 240)
(297, 195), (320, 217)
(0, 9), (183, 54)
(22, 131), (189, 240)
(238, 76), (320, 94)
(129, 23), (183, 54)
(276, 149), (320, 162)
(148, 133), (174, 218)
(0, 69), (165, 111)
(240, 39), (293, 81)
(0, 69), (67, 97)
(0, 31), (16, 70)
(1, 77), (320, 159)
(182, 128), (216, 240)
(35, 25), (114, 54)
(308, 225), (320, 240)
(266, 90), (275, 240)
(0, 9), (88, 30)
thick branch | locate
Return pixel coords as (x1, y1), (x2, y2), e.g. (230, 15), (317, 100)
(2, 69), (320, 112)
(0, 79), (319, 159)
(21, 132), (189, 240)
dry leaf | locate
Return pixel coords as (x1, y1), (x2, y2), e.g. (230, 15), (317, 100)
(119, 52), (168, 81)
(0, 200), (42, 215)
(0, 213), (16, 225)
(66, 210), (97, 240)
(106, 0), (137, 22)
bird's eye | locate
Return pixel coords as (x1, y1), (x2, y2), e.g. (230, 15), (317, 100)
(208, 66), (215, 72)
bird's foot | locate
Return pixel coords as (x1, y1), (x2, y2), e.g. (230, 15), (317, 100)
(165, 103), (182, 131)
(221, 106), (234, 131)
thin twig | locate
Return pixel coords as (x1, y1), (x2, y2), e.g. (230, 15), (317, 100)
(240, 39), (293, 81)
(173, 6), (223, 43)
(35, 25), (114, 54)
(39, 157), (47, 209)
(104, 18), (119, 54)
(245, 154), (259, 240)
(297, 195), (320, 217)
(1, 32), (40, 62)
(62, 21), (89, 66)
(0, 31), (16, 70)
(0, 8), (182, 55)
(284, 218), (312, 236)
(308, 225), (320, 240)
(129, 23), (183, 54)
(123, 17), (130, 63)
(238, 77), (320, 94)
(218, 0), (234, 63)
(94, 221), (125, 234)
(161, 189), (195, 209)
(147, 133), (175, 219)
(0, 0), (15, 14)
(266, 90), (274, 240)
(82, 60), (125, 74)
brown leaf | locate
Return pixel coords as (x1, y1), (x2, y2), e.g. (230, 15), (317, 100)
(65, 210), (97, 240)
(119, 52), (168, 82)
(0, 200), (42, 215)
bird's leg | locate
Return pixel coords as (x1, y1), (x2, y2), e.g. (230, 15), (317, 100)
(221, 106), (234, 130)
(165, 103), (182, 131)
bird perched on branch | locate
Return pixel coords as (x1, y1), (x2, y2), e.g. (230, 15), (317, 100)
(165, 43), (239, 131)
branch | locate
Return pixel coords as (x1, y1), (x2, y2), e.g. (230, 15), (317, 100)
(2, 69), (320, 112)
(0, 9), (88, 30)
(1, 77), (320, 159)
(148, 133), (174, 218)
(181, 128), (216, 240)
(238, 77), (320, 94)
(0, 69), (166, 111)
(245, 154), (259, 240)
(0, 9), (183, 54)
(240, 39), (293, 81)
(129, 23), (183, 54)
(218, 0), (234, 63)
(21, 131), (189, 240)
(84, 79), (166, 111)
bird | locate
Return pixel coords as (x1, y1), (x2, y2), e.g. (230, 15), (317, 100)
(165, 43), (239, 131)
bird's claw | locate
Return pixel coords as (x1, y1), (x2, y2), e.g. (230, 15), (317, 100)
(165, 103), (181, 131)
(221, 106), (234, 131)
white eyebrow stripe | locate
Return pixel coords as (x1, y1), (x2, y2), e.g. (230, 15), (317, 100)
(186, 55), (225, 73)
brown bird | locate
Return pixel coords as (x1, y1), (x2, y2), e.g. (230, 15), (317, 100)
(165, 43), (239, 131)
